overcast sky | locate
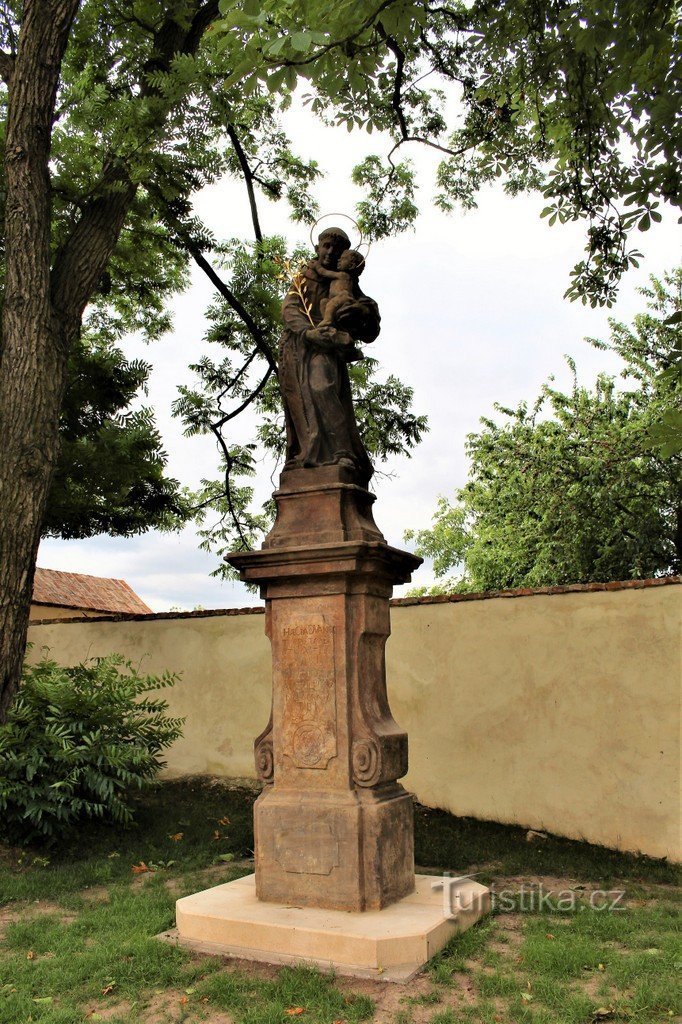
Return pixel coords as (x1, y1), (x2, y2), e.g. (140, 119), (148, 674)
(38, 106), (681, 610)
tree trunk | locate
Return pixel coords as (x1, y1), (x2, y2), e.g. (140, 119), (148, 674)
(0, 1), (81, 722)
(0, 316), (72, 722)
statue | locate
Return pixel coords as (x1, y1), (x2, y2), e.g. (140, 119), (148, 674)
(278, 226), (380, 483)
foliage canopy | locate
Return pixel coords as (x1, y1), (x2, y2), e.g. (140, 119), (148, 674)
(44, 336), (192, 539)
(0, 0), (678, 554)
(219, 0), (681, 306)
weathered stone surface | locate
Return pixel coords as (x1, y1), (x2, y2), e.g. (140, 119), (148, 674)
(262, 465), (385, 549)
(228, 465), (421, 912)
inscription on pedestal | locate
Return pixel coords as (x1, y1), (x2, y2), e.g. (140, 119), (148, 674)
(280, 618), (337, 770)
(275, 824), (340, 875)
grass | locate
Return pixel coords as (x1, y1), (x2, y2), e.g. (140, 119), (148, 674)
(0, 779), (679, 1024)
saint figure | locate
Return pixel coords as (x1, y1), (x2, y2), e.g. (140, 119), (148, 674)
(278, 227), (380, 484)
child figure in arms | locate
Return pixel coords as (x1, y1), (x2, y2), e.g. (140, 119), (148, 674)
(315, 248), (366, 330)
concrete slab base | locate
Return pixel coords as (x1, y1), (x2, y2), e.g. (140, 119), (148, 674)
(164, 873), (490, 983)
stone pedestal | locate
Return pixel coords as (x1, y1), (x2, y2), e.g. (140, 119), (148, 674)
(228, 466), (421, 913)
(171, 464), (492, 977)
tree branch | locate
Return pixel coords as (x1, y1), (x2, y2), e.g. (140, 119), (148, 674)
(378, 28), (475, 162)
(154, 191), (276, 373)
(377, 27), (409, 140)
(226, 122), (264, 243)
(185, 0), (220, 54)
(0, 48), (14, 84)
(188, 242), (277, 373)
(209, 426), (252, 550)
(213, 367), (274, 428)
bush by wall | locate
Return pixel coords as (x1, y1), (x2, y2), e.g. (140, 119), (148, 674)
(0, 653), (184, 844)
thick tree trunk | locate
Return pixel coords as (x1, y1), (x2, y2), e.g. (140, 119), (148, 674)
(0, 316), (71, 722)
(0, 1), (81, 722)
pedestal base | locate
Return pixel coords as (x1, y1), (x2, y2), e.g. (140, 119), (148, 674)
(255, 785), (415, 911)
(168, 874), (490, 983)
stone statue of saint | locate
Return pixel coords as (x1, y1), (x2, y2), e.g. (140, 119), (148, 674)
(278, 227), (380, 483)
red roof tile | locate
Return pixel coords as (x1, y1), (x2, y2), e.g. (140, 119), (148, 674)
(32, 567), (152, 614)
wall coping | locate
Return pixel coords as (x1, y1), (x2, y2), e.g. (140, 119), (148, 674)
(391, 575), (680, 606)
(28, 575), (680, 626)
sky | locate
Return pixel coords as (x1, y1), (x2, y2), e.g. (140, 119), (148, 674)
(38, 106), (681, 611)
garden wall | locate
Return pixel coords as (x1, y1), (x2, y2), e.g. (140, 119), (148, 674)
(28, 578), (681, 861)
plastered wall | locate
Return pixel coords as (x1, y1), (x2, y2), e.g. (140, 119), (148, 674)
(27, 583), (681, 860)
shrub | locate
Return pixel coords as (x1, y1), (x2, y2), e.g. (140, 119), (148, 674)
(0, 653), (184, 844)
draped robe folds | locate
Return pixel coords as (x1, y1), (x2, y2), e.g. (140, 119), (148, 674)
(278, 262), (380, 483)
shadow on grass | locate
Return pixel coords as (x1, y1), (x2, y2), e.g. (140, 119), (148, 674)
(413, 803), (679, 886)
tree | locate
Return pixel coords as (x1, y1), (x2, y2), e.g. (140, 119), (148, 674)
(44, 335), (191, 539)
(0, 1), (679, 720)
(405, 271), (682, 593)
(0, 0), (426, 720)
(0, 0), (218, 721)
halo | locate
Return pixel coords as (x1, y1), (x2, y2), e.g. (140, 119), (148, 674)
(310, 213), (363, 251)
(356, 239), (372, 261)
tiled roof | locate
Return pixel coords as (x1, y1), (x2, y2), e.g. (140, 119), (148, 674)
(32, 567), (152, 615)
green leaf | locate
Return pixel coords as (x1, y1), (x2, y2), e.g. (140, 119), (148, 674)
(290, 32), (312, 53)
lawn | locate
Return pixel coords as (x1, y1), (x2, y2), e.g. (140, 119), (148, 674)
(0, 779), (679, 1024)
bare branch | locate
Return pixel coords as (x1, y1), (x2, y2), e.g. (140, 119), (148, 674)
(218, 348), (260, 403)
(377, 28), (473, 163)
(377, 27), (409, 140)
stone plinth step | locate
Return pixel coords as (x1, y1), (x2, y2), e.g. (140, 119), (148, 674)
(160, 873), (490, 983)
